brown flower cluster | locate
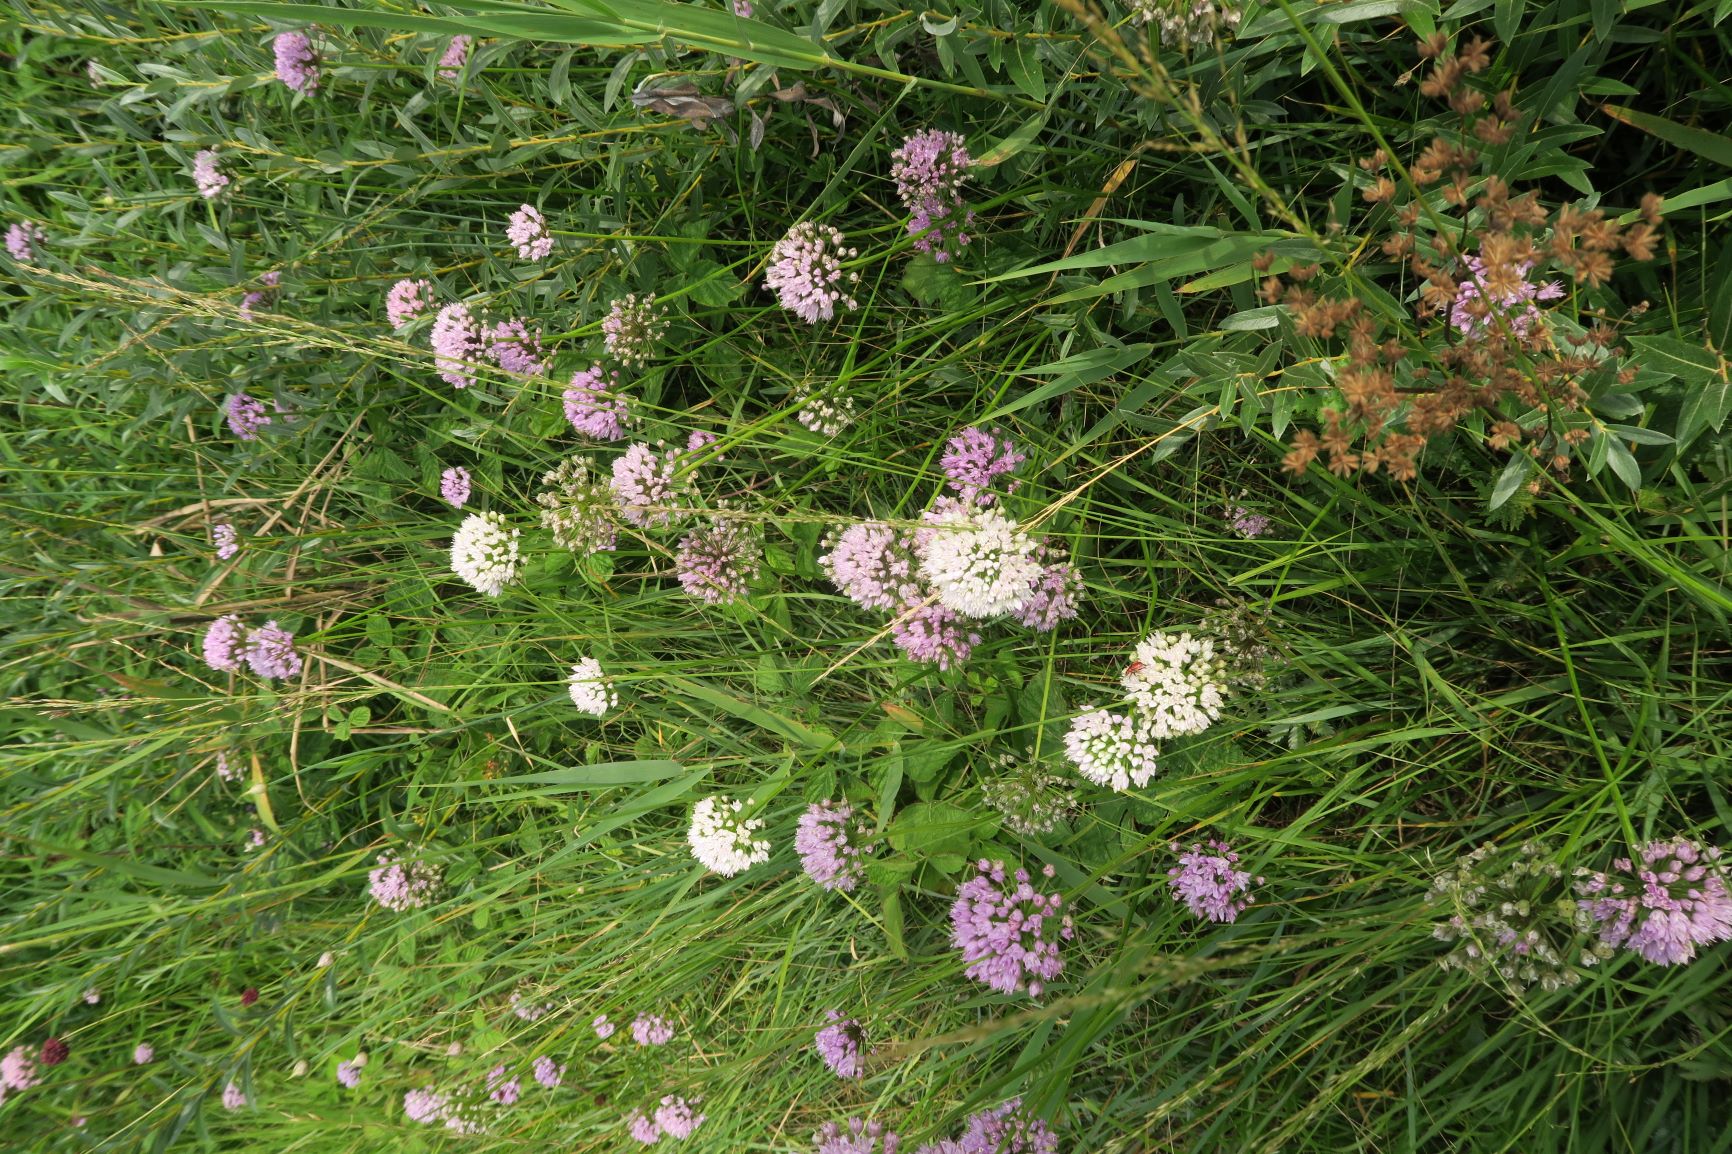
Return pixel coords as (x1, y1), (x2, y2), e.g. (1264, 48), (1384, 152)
(1265, 36), (1663, 488)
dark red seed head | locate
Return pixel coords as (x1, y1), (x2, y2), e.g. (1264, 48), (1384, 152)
(240, 988), (259, 1006)
(41, 1037), (69, 1065)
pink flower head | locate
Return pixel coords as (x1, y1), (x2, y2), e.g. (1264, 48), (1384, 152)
(1448, 256), (1565, 339)
(212, 522), (240, 561)
(202, 615), (246, 673)
(941, 426), (1024, 505)
(820, 522), (922, 613)
(438, 35), (471, 80)
(1576, 838), (1732, 965)
(592, 1014), (616, 1040)
(960, 1098), (1057, 1154)
(1167, 838), (1259, 923)
(133, 1043), (155, 1065)
(1, 1046), (39, 1092)
(404, 1088), (446, 1123)
(628, 1109), (662, 1145)
(6, 221), (46, 263)
(484, 317), (546, 376)
(890, 603), (979, 670)
(653, 1096), (705, 1140)
(630, 1013), (673, 1046)
(386, 278), (435, 330)
(531, 1055), (563, 1088)
(226, 393), (272, 441)
(221, 1081), (246, 1110)
(486, 1064), (520, 1105)
(430, 302), (482, 388)
(1227, 504), (1273, 539)
(563, 364), (629, 440)
(609, 442), (686, 528)
(814, 1116), (899, 1154)
(237, 271), (280, 322)
(674, 517), (760, 605)
(765, 221), (859, 323)
(242, 620), (302, 680)
(891, 130), (975, 261)
(336, 1060), (361, 1088)
(273, 31), (319, 94)
(440, 465), (471, 508)
(506, 204), (553, 262)
(192, 149), (228, 199)
(795, 801), (876, 892)
(949, 859), (1072, 997)
(813, 1011), (864, 1079)
(368, 850), (441, 912)
(1010, 555), (1082, 632)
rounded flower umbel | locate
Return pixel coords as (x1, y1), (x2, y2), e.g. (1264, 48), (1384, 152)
(915, 506), (1042, 619)
(6, 221), (46, 263)
(1576, 838), (1732, 966)
(564, 364), (629, 441)
(814, 1117), (898, 1154)
(794, 800), (876, 892)
(368, 850), (441, 912)
(982, 753), (1078, 836)
(813, 1011), (865, 1079)
(688, 796), (771, 876)
(202, 614), (246, 673)
(450, 511), (521, 597)
(1121, 631), (1227, 738)
(273, 31), (320, 93)
(610, 442), (688, 528)
(1167, 839), (1260, 924)
(1063, 706), (1159, 792)
(439, 465), (471, 509)
(537, 456), (619, 555)
(602, 293), (668, 367)
(386, 278), (435, 331)
(242, 620), (302, 681)
(764, 221), (859, 323)
(192, 149), (229, 199)
(654, 1096), (705, 1140)
(226, 393), (272, 441)
(821, 522), (921, 614)
(674, 517), (760, 605)
(430, 302), (482, 388)
(567, 656), (617, 718)
(506, 204), (554, 262)
(1428, 841), (1608, 993)
(630, 1013), (674, 1046)
(949, 859), (1073, 997)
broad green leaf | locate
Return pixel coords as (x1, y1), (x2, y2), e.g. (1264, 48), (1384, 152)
(1601, 104), (1732, 169)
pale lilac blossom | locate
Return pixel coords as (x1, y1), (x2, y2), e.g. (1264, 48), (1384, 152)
(242, 620), (301, 680)
(192, 149), (229, 199)
(367, 850), (441, 911)
(815, 1116), (899, 1154)
(674, 517), (760, 605)
(226, 393), (271, 440)
(889, 603), (979, 670)
(1576, 838), (1732, 966)
(628, 1110), (662, 1145)
(439, 465), (471, 509)
(1, 1047), (39, 1092)
(212, 522), (239, 560)
(430, 302), (482, 388)
(1167, 838), (1259, 923)
(940, 426), (1023, 505)
(592, 1014), (616, 1040)
(1450, 256), (1565, 339)
(959, 1098), (1057, 1154)
(5, 221), (46, 263)
(238, 271), (279, 321)
(813, 1011), (864, 1079)
(273, 31), (319, 93)
(891, 130), (975, 261)
(202, 615), (246, 673)
(654, 1096), (705, 1140)
(821, 523), (921, 613)
(386, 278), (435, 330)
(610, 442), (686, 528)
(133, 1043), (154, 1065)
(337, 1060), (361, 1088)
(486, 1065), (520, 1105)
(630, 1013), (674, 1046)
(563, 365), (629, 440)
(949, 859), (1072, 997)
(485, 318), (546, 376)
(221, 1081), (246, 1110)
(1011, 558), (1082, 632)
(532, 1055), (563, 1088)
(765, 221), (858, 323)
(437, 35), (470, 79)
(506, 204), (553, 262)
(602, 293), (667, 367)
(795, 801), (875, 892)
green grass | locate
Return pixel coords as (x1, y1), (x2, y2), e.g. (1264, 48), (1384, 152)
(3, 1), (1731, 1152)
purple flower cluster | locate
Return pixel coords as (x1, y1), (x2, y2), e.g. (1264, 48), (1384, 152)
(890, 130), (975, 261)
(273, 31), (320, 94)
(238, 271), (280, 321)
(813, 1011), (864, 1079)
(890, 603), (981, 670)
(484, 317), (546, 376)
(506, 204), (553, 262)
(192, 149), (228, 199)
(336, 1059), (362, 1088)
(629, 1096), (705, 1144)
(955, 1098), (1059, 1154)
(610, 442), (687, 528)
(430, 302), (482, 387)
(1009, 554), (1082, 631)
(564, 364), (629, 440)
(6, 221), (46, 263)
(795, 800), (877, 891)
(531, 1055), (563, 1088)
(200, 615), (302, 680)
(439, 465), (471, 508)
(437, 35), (470, 80)
(1226, 503), (1273, 539)
(949, 859), (1073, 997)
(1449, 256), (1565, 338)
(1167, 839), (1259, 923)
(2, 1046), (40, 1093)
(486, 1065), (520, 1105)
(367, 850), (441, 912)
(674, 517), (760, 605)
(764, 221), (859, 323)
(816, 1117), (898, 1154)
(386, 278), (435, 330)
(1576, 838), (1732, 965)
(630, 1013), (674, 1046)
(212, 522), (240, 561)
(821, 523), (921, 613)
(592, 1014), (616, 1039)
(226, 392), (272, 440)
(941, 426), (1024, 506)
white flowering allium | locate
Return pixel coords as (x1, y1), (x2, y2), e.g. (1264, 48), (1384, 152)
(567, 656), (617, 717)
(914, 506), (1042, 619)
(1121, 631), (1227, 737)
(687, 796), (770, 876)
(450, 511), (520, 597)
(1063, 706), (1160, 791)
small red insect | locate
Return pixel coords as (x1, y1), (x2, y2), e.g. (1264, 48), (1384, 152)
(1125, 661), (1145, 677)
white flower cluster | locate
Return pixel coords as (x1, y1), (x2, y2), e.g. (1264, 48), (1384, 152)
(1062, 706), (1161, 791)
(1121, 631), (1226, 738)
(791, 383), (858, 437)
(914, 506), (1043, 619)
(450, 511), (520, 597)
(687, 796), (770, 876)
(1062, 630), (1229, 793)
(567, 656), (617, 718)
